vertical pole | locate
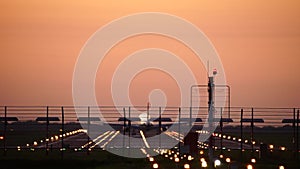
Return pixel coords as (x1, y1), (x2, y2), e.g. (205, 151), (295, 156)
(123, 108), (126, 135)
(293, 108), (296, 158)
(227, 86), (231, 119)
(147, 102), (150, 126)
(251, 108), (254, 155)
(178, 107), (181, 153)
(61, 106), (64, 160)
(123, 108), (126, 150)
(46, 106), (49, 155)
(87, 106), (90, 155)
(208, 77), (215, 169)
(159, 107), (162, 149)
(190, 86), (193, 115)
(240, 109), (244, 163)
(3, 106), (7, 156)
(128, 107), (131, 149)
(220, 107), (223, 155)
(189, 106), (192, 129)
(297, 110), (299, 161)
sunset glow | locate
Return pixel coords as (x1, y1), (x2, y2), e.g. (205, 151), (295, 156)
(0, 0), (299, 107)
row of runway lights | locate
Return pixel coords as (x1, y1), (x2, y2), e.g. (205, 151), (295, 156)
(11, 129), (287, 169)
(16, 129), (87, 151)
(167, 131), (286, 169)
(12, 129), (287, 153)
(153, 149), (193, 169)
(212, 132), (287, 152)
(152, 148), (286, 169)
(19, 129), (118, 152)
(196, 130), (287, 152)
(72, 130), (120, 152)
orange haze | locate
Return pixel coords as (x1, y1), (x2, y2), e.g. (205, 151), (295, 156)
(0, 0), (300, 107)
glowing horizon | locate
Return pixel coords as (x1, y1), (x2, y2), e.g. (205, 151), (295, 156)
(0, 0), (300, 107)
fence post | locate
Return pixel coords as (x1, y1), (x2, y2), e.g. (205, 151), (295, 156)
(293, 108), (296, 158)
(159, 107), (161, 149)
(123, 107), (126, 151)
(178, 107), (181, 153)
(240, 108), (243, 163)
(297, 109), (299, 161)
(61, 106), (64, 160)
(46, 106), (49, 155)
(220, 107), (223, 155)
(87, 106), (90, 155)
(3, 106), (7, 156)
(251, 108), (254, 155)
(128, 106), (131, 149)
(189, 106), (192, 129)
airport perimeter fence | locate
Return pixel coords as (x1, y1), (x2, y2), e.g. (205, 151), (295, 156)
(0, 106), (299, 159)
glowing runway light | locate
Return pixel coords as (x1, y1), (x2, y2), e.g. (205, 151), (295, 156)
(201, 161), (208, 168)
(149, 157), (154, 162)
(153, 163), (159, 169)
(247, 164), (253, 169)
(184, 164), (190, 169)
(214, 159), (221, 167)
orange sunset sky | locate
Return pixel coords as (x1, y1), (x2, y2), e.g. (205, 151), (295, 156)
(0, 0), (299, 107)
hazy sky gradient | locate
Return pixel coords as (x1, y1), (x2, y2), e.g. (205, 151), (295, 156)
(0, 0), (299, 107)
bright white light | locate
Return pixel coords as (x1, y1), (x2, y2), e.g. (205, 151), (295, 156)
(247, 164), (253, 169)
(225, 158), (231, 163)
(269, 145), (274, 149)
(201, 161), (208, 168)
(187, 155), (193, 161)
(149, 157), (154, 162)
(200, 150), (204, 155)
(153, 163), (159, 169)
(184, 164), (190, 169)
(279, 165), (285, 169)
(251, 158), (256, 163)
(175, 157), (180, 163)
(214, 159), (221, 167)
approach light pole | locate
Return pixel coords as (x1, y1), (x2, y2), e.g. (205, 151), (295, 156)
(208, 68), (217, 169)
